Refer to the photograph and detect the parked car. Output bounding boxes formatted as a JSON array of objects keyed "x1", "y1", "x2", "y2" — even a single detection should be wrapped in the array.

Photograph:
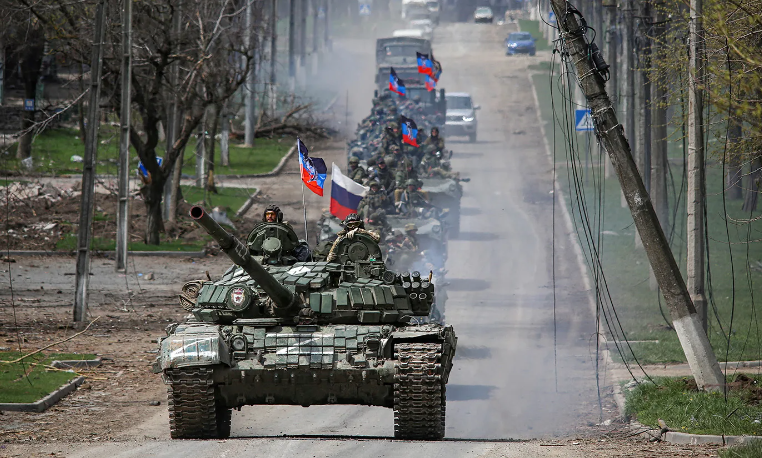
[
  {"x1": 445, "y1": 92, "x2": 479, "y2": 143},
  {"x1": 408, "y1": 18, "x2": 434, "y2": 40},
  {"x1": 505, "y1": 32, "x2": 536, "y2": 56},
  {"x1": 474, "y1": 6, "x2": 494, "y2": 23}
]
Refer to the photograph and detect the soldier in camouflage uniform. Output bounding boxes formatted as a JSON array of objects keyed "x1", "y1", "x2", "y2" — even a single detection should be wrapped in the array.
[
  {"x1": 348, "y1": 156, "x2": 367, "y2": 184},
  {"x1": 357, "y1": 180, "x2": 388, "y2": 219},
  {"x1": 394, "y1": 159, "x2": 419, "y2": 203},
  {"x1": 326, "y1": 213, "x2": 381, "y2": 262},
  {"x1": 419, "y1": 147, "x2": 459, "y2": 180},
  {"x1": 370, "y1": 158, "x2": 396, "y2": 194},
  {"x1": 366, "y1": 211, "x2": 392, "y2": 240},
  {"x1": 421, "y1": 127, "x2": 445, "y2": 153},
  {"x1": 397, "y1": 179, "x2": 434, "y2": 216},
  {"x1": 380, "y1": 121, "x2": 402, "y2": 157},
  {"x1": 400, "y1": 223, "x2": 419, "y2": 251}
]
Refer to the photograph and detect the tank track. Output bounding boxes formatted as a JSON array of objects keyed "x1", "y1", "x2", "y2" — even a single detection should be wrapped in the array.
[
  {"x1": 393, "y1": 343, "x2": 446, "y2": 440},
  {"x1": 165, "y1": 367, "x2": 231, "y2": 439}
]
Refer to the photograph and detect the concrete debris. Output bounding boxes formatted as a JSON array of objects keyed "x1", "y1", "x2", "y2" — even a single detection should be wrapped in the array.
[
  {"x1": 70, "y1": 155, "x2": 84, "y2": 162},
  {"x1": 21, "y1": 157, "x2": 33, "y2": 170},
  {"x1": 145, "y1": 272, "x2": 155, "y2": 281},
  {"x1": 0, "y1": 181, "x2": 87, "y2": 206}
]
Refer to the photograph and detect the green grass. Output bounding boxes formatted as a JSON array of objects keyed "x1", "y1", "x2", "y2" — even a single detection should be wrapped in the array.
[
  {"x1": 180, "y1": 185, "x2": 254, "y2": 211},
  {"x1": 55, "y1": 235, "x2": 206, "y2": 252},
  {"x1": 532, "y1": 69, "x2": 762, "y2": 364},
  {"x1": 181, "y1": 137, "x2": 291, "y2": 176},
  {"x1": 518, "y1": 19, "x2": 553, "y2": 51},
  {"x1": 625, "y1": 375, "x2": 762, "y2": 436},
  {"x1": 721, "y1": 441, "x2": 762, "y2": 457},
  {"x1": 0, "y1": 352, "x2": 96, "y2": 403}
]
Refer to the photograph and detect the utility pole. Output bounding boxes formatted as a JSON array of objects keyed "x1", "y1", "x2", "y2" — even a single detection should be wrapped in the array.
[
  {"x1": 167, "y1": 2, "x2": 183, "y2": 223},
  {"x1": 116, "y1": 0, "x2": 132, "y2": 272},
  {"x1": 311, "y1": 0, "x2": 319, "y2": 75},
  {"x1": 549, "y1": 0, "x2": 725, "y2": 391},
  {"x1": 0, "y1": 37, "x2": 5, "y2": 105},
  {"x1": 651, "y1": 0, "x2": 668, "y2": 232},
  {"x1": 687, "y1": 0, "x2": 707, "y2": 332},
  {"x1": 244, "y1": 0, "x2": 256, "y2": 147},
  {"x1": 637, "y1": 1, "x2": 651, "y2": 191},
  {"x1": 603, "y1": 0, "x2": 617, "y2": 179},
  {"x1": 623, "y1": 0, "x2": 635, "y2": 169},
  {"x1": 299, "y1": 0, "x2": 307, "y2": 86},
  {"x1": 74, "y1": 0, "x2": 106, "y2": 323},
  {"x1": 195, "y1": 118, "x2": 205, "y2": 188},
  {"x1": 270, "y1": 0, "x2": 278, "y2": 113},
  {"x1": 324, "y1": 0, "x2": 330, "y2": 51},
  {"x1": 288, "y1": 0, "x2": 296, "y2": 92}
]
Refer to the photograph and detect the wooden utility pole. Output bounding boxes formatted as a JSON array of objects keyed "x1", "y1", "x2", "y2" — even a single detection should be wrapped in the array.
[
  {"x1": 74, "y1": 0, "x2": 106, "y2": 323},
  {"x1": 244, "y1": 0, "x2": 256, "y2": 147},
  {"x1": 288, "y1": 0, "x2": 296, "y2": 91},
  {"x1": 549, "y1": 0, "x2": 725, "y2": 391},
  {"x1": 116, "y1": 0, "x2": 133, "y2": 272},
  {"x1": 687, "y1": 0, "x2": 707, "y2": 331}
]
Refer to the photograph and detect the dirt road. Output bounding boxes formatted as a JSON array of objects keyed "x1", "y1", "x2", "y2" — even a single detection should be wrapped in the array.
[{"x1": 1, "y1": 21, "x2": 723, "y2": 458}]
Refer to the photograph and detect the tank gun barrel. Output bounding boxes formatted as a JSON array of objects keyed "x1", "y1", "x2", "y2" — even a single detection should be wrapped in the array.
[{"x1": 189, "y1": 206, "x2": 299, "y2": 311}]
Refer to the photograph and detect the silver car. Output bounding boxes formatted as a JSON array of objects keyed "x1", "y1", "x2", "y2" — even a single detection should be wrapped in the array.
[
  {"x1": 445, "y1": 92, "x2": 480, "y2": 143},
  {"x1": 474, "y1": 6, "x2": 494, "y2": 23}
]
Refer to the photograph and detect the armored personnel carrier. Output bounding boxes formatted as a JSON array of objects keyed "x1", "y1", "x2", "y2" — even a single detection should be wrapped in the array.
[
  {"x1": 154, "y1": 206, "x2": 457, "y2": 440},
  {"x1": 420, "y1": 177, "x2": 463, "y2": 237}
]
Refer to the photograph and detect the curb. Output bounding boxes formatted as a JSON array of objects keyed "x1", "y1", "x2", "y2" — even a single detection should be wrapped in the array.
[
  {"x1": 235, "y1": 189, "x2": 262, "y2": 218},
  {"x1": 629, "y1": 421, "x2": 762, "y2": 446},
  {"x1": 0, "y1": 376, "x2": 85, "y2": 413},
  {"x1": 50, "y1": 357, "x2": 102, "y2": 370},
  {"x1": 3, "y1": 250, "x2": 206, "y2": 258},
  {"x1": 210, "y1": 144, "x2": 297, "y2": 179}
]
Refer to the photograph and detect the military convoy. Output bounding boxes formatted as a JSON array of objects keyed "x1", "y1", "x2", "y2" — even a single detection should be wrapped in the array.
[{"x1": 155, "y1": 206, "x2": 457, "y2": 440}]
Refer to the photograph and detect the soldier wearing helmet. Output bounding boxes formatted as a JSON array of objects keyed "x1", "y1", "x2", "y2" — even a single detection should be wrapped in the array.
[
  {"x1": 262, "y1": 204, "x2": 284, "y2": 223},
  {"x1": 394, "y1": 158, "x2": 419, "y2": 202},
  {"x1": 371, "y1": 158, "x2": 396, "y2": 193},
  {"x1": 397, "y1": 179, "x2": 432, "y2": 217},
  {"x1": 348, "y1": 156, "x2": 367, "y2": 184},
  {"x1": 422, "y1": 126, "x2": 445, "y2": 152},
  {"x1": 326, "y1": 213, "x2": 381, "y2": 262},
  {"x1": 400, "y1": 223, "x2": 419, "y2": 251},
  {"x1": 357, "y1": 179, "x2": 388, "y2": 219},
  {"x1": 380, "y1": 121, "x2": 402, "y2": 157}
]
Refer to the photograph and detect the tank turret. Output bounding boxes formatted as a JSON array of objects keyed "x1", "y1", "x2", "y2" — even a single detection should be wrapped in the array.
[{"x1": 189, "y1": 206, "x2": 300, "y2": 313}]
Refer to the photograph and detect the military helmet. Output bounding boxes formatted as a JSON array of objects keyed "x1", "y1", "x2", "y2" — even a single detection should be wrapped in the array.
[
  {"x1": 263, "y1": 204, "x2": 283, "y2": 222},
  {"x1": 404, "y1": 223, "x2": 418, "y2": 232},
  {"x1": 389, "y1": 144, "x2": 401, "y2": 152},
  {"x1": 368, "y1": 179, "x2": 381, "y2": 189},
  {"x1": 377, "y1": 157, "x2": 386, "y2": 166},
  {"x1": 349, "y1": 156, "x2": 360, "y2": 164},
  {"x1": 406, "y1": 178, "x2": 418, "y2": 187},
  {"x1": 385, "y1": 156, "x2": 397, "y2": 168},
  {"x1": 344, "y1": 213, "x2": 364, "y2": 227},
  {"x1": 441, "y1": 160, "x2": 452, "y2": 170}
]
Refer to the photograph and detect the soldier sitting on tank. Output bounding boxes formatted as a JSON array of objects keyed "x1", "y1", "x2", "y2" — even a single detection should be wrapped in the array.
[
  {"x1": 422, "y1": 127, "x2": 445, "y2": 154},
  {"x1": 394, "y1": 159, "x2": 419, "y2": 203},
  {"x1": 365, "y1": 210, "x2": 392, "y2": 240},
  {"x1": 396, "y1": 179, "x2": 434, "y2": 217},
  {"x1": 400, "y1": 223, "x2": 419, "y2": 251},
  {"x1": 326, "y1": 213, "x2": 381, "y2": 262},
  {"x1": 357, "y1": 180, "x2": 389, "y2": 219},
  {"x1": 419, "y1": 147, "x2": 459, "y2": 180},
  {"x1": 348, "y1": 156, "x2": 367, "y2": 184},
  {"x1": 368, "y1": 158, "x2": 396, "y2": 195},
  {"x1": 248, "y1": 205, "x2": 311, "y2": 264}
]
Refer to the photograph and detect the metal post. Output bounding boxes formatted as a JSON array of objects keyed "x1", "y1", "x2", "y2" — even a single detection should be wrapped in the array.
[
  {"x1": 550, "y1": 0, "x2": 725, "y2": 391},
  {"x1": 288, "y1": 0, "x2": 296, "y2": 91},
  {"x1": 687, "y1": 0, "x2": 707, "y2": 332},
  {"x1": 195, "y1": 117, "x2": 205, "y2": 188},
  {"x1": 74, "y1": 0, "x2": 106, "y2": 323},
  {"x1": 244, "y1": 0, "x2": 256, "y2": 146},
  {"x1": 116, "y1": 0, "x2": 132, "y2": 272}
]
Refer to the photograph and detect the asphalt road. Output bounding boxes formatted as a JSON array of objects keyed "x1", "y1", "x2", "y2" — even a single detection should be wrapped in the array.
[{"x1": 32, "y1": 21, "x2": 601, "y2": 457}]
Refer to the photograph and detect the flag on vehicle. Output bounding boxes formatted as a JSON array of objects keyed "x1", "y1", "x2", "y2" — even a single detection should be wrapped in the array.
[
  {"x1": 416, "y1": 52, "x2": 433, "y2": 76},
  {"x1": 297, "y1": 138, "x2": 327, "y2": 196},
  {"x1": 389, "y1": 68, "x2": 406, "y2": 96},
  {"x1": 400, "y1": 116, "x2": 419, "y2": 147},
  {"x1": 330, "y1": 163, "x2": 369, "y2": 220},
  {"x1": 425, "y1": 75, "x2": 436, "y2": 92}
]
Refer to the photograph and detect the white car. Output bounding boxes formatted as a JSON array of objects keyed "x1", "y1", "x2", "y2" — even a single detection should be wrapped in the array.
[
  {"x1": 408, "y1": 19, "x2": 434, "y2": 40},
  {"x1": 474, "y1": 6, "x2": 494, "y2": 23},
  {"x1": 392, "y1": 29, "x2": 426, "y2": 39}
]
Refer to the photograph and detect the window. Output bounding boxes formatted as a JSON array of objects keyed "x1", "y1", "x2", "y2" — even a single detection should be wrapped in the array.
[{"x1": 446, "y1": 96, "x2": 472, "y2": 109}]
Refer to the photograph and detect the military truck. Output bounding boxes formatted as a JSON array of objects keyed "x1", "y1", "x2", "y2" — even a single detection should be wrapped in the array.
[{"x1": 155, "y1": 206, "x2": 457, "y2": 440}]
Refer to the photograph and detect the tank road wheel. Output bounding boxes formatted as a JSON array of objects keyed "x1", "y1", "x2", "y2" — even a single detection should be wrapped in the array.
[
  {"x1": 393, "y1": 343, "x2": 446, "y2": 440},
  {"x1": 166, "y1": 368, "x2": 229, "y2": 439}
]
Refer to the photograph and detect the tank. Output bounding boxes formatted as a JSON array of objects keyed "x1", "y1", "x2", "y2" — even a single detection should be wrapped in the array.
[
  {"x1": 419, "y1": 177, "x2": 463, "y2": 237},
  {"x1": 154, "y1": 206, "x2": 457, "y2": 440}
]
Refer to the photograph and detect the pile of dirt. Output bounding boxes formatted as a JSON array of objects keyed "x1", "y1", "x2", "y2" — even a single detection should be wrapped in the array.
[{"x1": 0, "y1": 181, "x2": 261, "y2": 251}]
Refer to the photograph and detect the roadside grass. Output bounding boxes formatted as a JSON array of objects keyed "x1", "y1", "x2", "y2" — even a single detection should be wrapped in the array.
[
  {"x1": 0, "y1": 352, "x2": 96, "y2": 403},
  {"x1": 721, "y1": 441, "x2": 762, "y2": 458},
  {"x1": 625, "y1": 375, "x2": 762, "y2": 436},
  {"x1": 180, "y1": 185, "x2": 254, "y2": 211},
  {"x1": 0, "y1": 126, "x2": 291, "y2": 177},
  {"x1": 532, "y1": 70, "x2": 762, "y2": 364},
  {"x1": 55, "y1": 235, "x2": 206, "y2": 252},
  {"x1": 517, "y1": 19, "x2": 553, "y2": 52},
  {"x1": 181, "y1": 137, "x2": 292, "y2": 176}
]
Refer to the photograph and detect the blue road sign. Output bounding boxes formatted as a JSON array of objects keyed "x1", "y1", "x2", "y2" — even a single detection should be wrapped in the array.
[
  {"x1": 359, "y1": 4, "x2": 371, "y2": 16},
  {"x1": 24, "y1": 99, "x2": 35, "y2": 111},
  {"x1": 575, "y1": 109, "x2": 594, "y2": 132},
  {"x1": 318, "y1": 6, "x2": 325, "y2": 18},
  {"x1": 137, "y1": 157, "x2": 163, "y2": 178},
  {"x1": 548, "y1": 11, "x2": 557, "y2": 24}
]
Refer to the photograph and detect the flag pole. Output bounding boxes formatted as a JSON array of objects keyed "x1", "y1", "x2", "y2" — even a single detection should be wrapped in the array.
[{"x1": 297, "y1": 137, "x2": 309, "y2": 241}]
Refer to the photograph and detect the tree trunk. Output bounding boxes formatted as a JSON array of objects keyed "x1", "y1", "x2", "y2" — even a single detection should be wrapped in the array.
[
  {"x1": 16, "y1": 111, "x2": 34, "y2": 159},
  {"x1": 142, "y1": 178, "x2": 166, "y2": 245},
  {"x1": 742, "y1": 155, "x2": 762, "y2": 213},
  {"x1": 726, "y1": 116, "x2": 743, "y2": 200},
  {"x1": 205, "y1": 104, "x2": 219, "y2": 194}
]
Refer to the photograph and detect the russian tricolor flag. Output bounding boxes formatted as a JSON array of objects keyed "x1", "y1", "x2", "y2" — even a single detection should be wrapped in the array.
[
  {"x1": 416, "y1": 52, "x2": 433, "y2": 77},
  {"x1": 400, "y1": 116, "x2": 419, "y2": 147},
  {"x1": 298, "y1": 138, "x2": 327, "y2": 196},
  {"x1": 389, "y1": 68, "x2": 406, "y2": 96},
  {"x1": 330, "y1": 163, "x2": 368, "y2": 220}
]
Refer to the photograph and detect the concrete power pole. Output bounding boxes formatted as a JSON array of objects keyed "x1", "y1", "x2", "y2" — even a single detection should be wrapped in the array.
[
  {"x1": 288, "y1": 0, "x2": 296, "y2": 91},
  {"x1": 116, "y1": 0, "x2": 133, "y2": 272},
  {"x1": 651, "y1": 0, "x2": 669, "y2": 233},
  {"x1": 270, "y1": 0, "x2": 278, "y2": 113},
  {"x1": 74, "y1": 0, "x2": 107, "y2": 323},
  {"x1": 311, "y1": 0, "x2": 319, "y2": 75},
  {"x1": 548, "y1": 0, "x2": 725, "y2": 391},
  {"x1": 244, "y1": 0, "x2": 256, "y2": 147},
  {"x1": 603, "y1": 0, "x2": 617, "y2": 179},
  {"x1": 299, "y1": 0, "x2": 308, "y2": 86},
  {"x1": 167, "y1": 3, "x2": 183, "y2": 223},
  {"x1": 324, "y1": 0, "x2": 330, "y2": 51},
  {"x1": 623, "y1": 0, "x2": 636, "y2": 170},
  {"x1": 687, "y1": 0, "x2": 707, "y2": 332}
]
